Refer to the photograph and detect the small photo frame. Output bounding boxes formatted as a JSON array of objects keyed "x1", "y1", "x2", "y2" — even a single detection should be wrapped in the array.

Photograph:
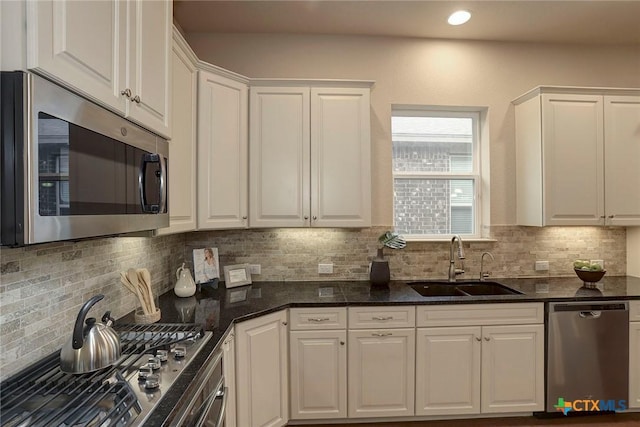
[
  {"x1": 223, "y1": 264, "x2": 252, "y2": 288},
  {"x1": 193, "y1": 247, "x2": 220, "y2": 285}
]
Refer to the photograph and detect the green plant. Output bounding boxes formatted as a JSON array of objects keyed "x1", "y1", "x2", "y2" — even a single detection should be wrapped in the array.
[{"x1": 378, "y1": 231, "x2": 406, "y2": 250}]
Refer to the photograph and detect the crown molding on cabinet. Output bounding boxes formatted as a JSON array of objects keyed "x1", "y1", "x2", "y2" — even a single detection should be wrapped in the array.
[
  {"x1": 249, "y1": 78, "x2": 375, "y2": 88},
  {"x1": 512, "y1": 85, "x2": 640, "y2": 105}
]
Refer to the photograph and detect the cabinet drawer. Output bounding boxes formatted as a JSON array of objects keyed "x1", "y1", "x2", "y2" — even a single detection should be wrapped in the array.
[
  {"x1": 348, "y1": 306, "x2": 415, "y2": 329},
  {"x1": 631, "y1": 301, "x2": 640, "y2": 322},
  {"x1": 290, "y1": 307, "x2": 347, "y2": 330},
  {"x1": 416, "y1": 303, "x2": 544, "y2": 327}
]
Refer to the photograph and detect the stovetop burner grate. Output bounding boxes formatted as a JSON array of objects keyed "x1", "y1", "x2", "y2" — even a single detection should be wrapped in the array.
[{"x1": 0, "y1": 323, "x2": 204, "y2": 427}]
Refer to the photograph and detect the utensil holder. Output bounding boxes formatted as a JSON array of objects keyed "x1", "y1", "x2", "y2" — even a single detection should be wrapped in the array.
[{"x1": 135, "y1": 307, "x2": 161, "y2": 324}]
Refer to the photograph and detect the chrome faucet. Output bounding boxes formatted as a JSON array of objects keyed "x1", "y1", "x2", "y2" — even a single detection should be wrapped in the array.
[
  {"x1": 480, "y1": 252, "x2": 495, "y2": 281},
  {"x1": 448, "y1": 235, "x2": 465, "y2": 282}
]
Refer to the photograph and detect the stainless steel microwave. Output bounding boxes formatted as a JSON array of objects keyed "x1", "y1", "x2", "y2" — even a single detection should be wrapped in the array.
[{"x1": 1, "y1": 71, "x2": 168, "y2": 246}]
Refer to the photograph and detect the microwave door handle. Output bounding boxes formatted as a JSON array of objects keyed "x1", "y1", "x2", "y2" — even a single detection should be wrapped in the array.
[
  {"x1": 158, "y1": 154, "x2": 167, "y2": 214},
  {"x1": 138, "y1": 153, "x2": 162, "y2": 213}
]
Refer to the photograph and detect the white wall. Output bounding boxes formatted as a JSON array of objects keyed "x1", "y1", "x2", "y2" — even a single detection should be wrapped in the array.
[
  {"x1": 629, "y1": 228, "x2": 640, "y2": 277},
  {"x1": 185, "y1": 33, "x2": 640, "y2": 226}
]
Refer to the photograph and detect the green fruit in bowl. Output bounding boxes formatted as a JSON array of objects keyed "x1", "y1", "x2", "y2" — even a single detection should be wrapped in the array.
[
  {"x1": 573, "y1": 260, "x2": 590, "y2": 269},
  {"x1": 589, "y1": 263, "x2": 603, "y2": 271}
]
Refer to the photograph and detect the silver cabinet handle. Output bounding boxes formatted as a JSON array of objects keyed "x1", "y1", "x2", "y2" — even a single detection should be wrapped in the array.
[
  {"x1": 120, "y1": 88, "x2": 132, "y2": 98},
  {"x1": 308, "y1": 317, "x2": 330, "y2": 322},
  {"x1": 372, "y1": 332, "x2": 392, "y2": 337},
  {"x1": 372, "y1": 316, "x2": 393, "y2": 321},
  {"x1": 131, "y1": 95, "x2": 141, "y2": 104}
]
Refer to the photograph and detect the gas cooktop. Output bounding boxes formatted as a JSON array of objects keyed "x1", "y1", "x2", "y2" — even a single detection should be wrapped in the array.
[{"x1": 1, "y1": 323, "x2": 212, "y2": 427}]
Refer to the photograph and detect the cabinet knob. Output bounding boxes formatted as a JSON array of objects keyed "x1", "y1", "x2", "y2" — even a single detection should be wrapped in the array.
[
  {"x1": 304, "y1": 216, "x2": 309, "y2": 220},
  {"x1": 484, "y1": 336, "x2": 490, "y2": 341},
  {"x1": 131, "y1": 95, "x2": 141, "y2": 104},
  {"x1": 282, "y1": 321, "x2": 288, "y2": 326},
  {"x1": 475, "y1": 336, "x2": 481, "y2": 342},
  {"x1": 120, "y1": 88, "x2": 132, "y2": 98},
  {"x1": 312, "y1": 216, "x2": 317, "y2": 220},
  {"x1": 242, "y1": 216, "x2": 247, "y2": 220},
  {"x1": 600, "y1": 215, "x2": 606, "y2": 219},
  {"x1": 340, "y1": 341, "x2": 345, "y2": 346},
  {"x1": 372, "y1": 332, "x2": 392, "y2": 337},
  {"x1": 608, "y1": 215, "x2": 615, "y2": 218}
]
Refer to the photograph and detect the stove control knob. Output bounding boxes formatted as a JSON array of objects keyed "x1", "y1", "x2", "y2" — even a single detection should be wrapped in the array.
[
  {"x1": 173, "y1": 346, "x2": 186, "y2": 359},
  {"x1": 155, "y1": 349, "x2": 168, "y2": 362},
  {"x1": 147, "y1": 357, "x2": 161, "y2": 370},
  {"x1": 138, "y1": 364, "x2": 152, "y2": 381},
  {"x1": 145, "y1": 374, "x2": 160, "y2": 390}
]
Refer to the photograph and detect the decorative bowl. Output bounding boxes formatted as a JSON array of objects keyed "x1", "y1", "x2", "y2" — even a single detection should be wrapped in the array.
[{"x1": 574, "y1": 268, "x2": 606, "y2": 284}]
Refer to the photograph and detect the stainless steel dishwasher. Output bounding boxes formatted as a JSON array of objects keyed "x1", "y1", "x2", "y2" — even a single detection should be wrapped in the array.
[{"x1": 547, "y1": 301, "x2": 629, "y2": 412}]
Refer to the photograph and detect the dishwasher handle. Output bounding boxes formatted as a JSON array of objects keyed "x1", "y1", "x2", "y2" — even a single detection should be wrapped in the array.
[{"x1": 550, "y1": 302, "x2": 628, "y2": 313}]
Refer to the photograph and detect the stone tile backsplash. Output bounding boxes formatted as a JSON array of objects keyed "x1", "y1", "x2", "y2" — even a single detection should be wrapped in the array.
[{"x1": 0, "y1": 225, "x2": 627, "y2": 380}]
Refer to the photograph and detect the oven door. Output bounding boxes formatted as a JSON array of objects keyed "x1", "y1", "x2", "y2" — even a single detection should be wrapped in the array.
[{"x1": 176, "y1": 350, "x2": 227, "y2": 427}]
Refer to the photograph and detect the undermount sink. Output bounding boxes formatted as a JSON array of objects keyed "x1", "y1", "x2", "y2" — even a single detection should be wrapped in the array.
[{"x1": 407, "y1": 280, "x2": 523, "y2": 297}]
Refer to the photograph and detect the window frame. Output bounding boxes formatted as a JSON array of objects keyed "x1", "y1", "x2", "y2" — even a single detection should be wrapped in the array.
[{"x1": 391, "y1": 108, "x2": 483, "y2": 240}]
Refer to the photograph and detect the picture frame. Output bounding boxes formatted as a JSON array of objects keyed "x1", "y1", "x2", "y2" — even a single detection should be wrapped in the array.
[
  {"x1": 223, "y1": 264, "x2": 252, "y2": 288},
  {"x1": 193, "y1": 247, "x2": 220, "y2": 285}
]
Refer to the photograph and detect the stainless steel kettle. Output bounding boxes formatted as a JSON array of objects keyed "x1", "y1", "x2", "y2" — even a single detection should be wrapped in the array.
[{"x1": 60, "y1": 294, "x2": 121, "y2": 374}]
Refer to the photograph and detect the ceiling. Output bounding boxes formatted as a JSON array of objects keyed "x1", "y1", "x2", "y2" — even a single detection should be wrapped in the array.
[{"x1": 173, "y1": 0, "x2": 640, "y2": 45}]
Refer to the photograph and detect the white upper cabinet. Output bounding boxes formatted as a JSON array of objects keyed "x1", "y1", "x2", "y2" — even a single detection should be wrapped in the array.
[
  {"x1": 198, "y1": 68, "x2": 249, "y2": 229},
  {"x1": 249, "y1": 87, "x2": 311, "y2": 228},
  {"x1": 604, "y1": 96, "x2": 640, "y2": 226},
  {"x1": 156, "y1": 29, "x2": 198, "y2": 236},
  {"x1": 311, "y1": 88, "x2": 372, "y2": 227},
  {"x1": 26, "y1": 0, "x2": 171, "y2": 138},
  {"x1": 514, "y1": 87, "x2": 640, "y2": 226},
  {"x1": 250, "y1": 83, "x2": 372, "y2": 228}
]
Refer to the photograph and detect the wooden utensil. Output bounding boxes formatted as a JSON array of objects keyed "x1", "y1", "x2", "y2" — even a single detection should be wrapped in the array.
[
  {"x1": 137, "y1": 268, "x2": 156, "y2": 313},
  {"x1": 128, "y1": 268, "x2": 149, "y2": 315}
]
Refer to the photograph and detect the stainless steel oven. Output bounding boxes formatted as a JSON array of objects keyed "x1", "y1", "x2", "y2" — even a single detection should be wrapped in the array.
[
  {"x1": 1, "y1": 71, "x2": 168, "y2": 246},
  {"x1": 173, "y1": 346, "x2": 227, "y2": 427}
]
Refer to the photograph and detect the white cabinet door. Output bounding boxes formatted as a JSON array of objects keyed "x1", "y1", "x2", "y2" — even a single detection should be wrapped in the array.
[
  {"x1": 249, "y1": 85, "x2": 371, "y2": 228},
  {"x1": 311, "y1": 88, "x2": 371, "y2": 227},
  {"x1": 198, "y1": 71, "x2": 249, "y2": 229},
  {"x1": 481, "y1": 324, "x2": 544, "y2": 413},
  {"x1": 604, "y1": 96, "x2": 640, "y2": 226},
  {"x1": 156, "y1": 32, "x2": 197, "y2": 236},
  {"x1": 222, "y1": 332, "x2": 237, "y2": 427},
  {"x1": 27, "y1": 0, "x2": 126, "y2": 112},
  {"x1": 235, "y1": 310, "x2": 288, "y2": 427},
  {"x1": 348, "y1": 328, "x2": 415, "y2": 418},
  {"x1": 630, "y1": 322, "x2": 640, "y2": 409},
  {"x1": 26, "y1": 0, "x2": 172, "y2": 138},
  {"x1": 125, "y1": 0, "x2": 171, "y2": 137},
  {"x1": 415, "y1": 326, "x2": 481, "y2": 416},
  {"x1": 290, "y1": 330, "x2": 347, "y2": 419},
  {"x1": 541, "y1": 93, "x2": 605, "y2": 226},
  {"x1": 249, "y1": 87, "x2": 310, "y2": 227}
]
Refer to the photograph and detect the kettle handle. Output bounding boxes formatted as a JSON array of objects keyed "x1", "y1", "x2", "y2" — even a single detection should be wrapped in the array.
[{"x1": 72, "y1": 294, "x2": 104, "y2": 350}]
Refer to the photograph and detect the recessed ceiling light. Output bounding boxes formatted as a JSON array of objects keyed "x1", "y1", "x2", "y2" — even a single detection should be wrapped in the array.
[{"x1": 448, "y1": 10, "x2": 471, "y2": 26}]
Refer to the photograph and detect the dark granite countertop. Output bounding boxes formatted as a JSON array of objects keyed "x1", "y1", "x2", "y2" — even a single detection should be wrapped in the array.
[{"x1": 129, "y1": 275, "x2": 640, "y2": 426}]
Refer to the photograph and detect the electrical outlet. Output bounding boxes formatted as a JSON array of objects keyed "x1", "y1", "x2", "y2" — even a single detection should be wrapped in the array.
[
  {"x1": 249, "y1": 264, "x2": 261, "y2": 275},
  {"x1": 318, "y1": 263, "x2": 334, "y2": 274},
  {"x1": 535, "y1": 260, "x2": 549, "y2": 271},
  {"x1": 590, "y1": 259, "x2": 605, "y2": 269}
]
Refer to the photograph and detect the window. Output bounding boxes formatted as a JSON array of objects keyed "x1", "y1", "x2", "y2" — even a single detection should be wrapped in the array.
[{"x1": 392, "y1": 108, "x2": 481, "y2": 239}]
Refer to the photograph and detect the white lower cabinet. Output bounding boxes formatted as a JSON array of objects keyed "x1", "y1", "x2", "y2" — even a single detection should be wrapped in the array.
[
  {"x1": 222, "y1": 331, "x2": 237, "y2": 427},
  {"x1": 289, "y1": 307, "x2": 347, "y2": 420},
  {"x1": 348, "y1": 328, "x2": 415, "y2": 418},
  {"x1": 235, "y1": 310, "x2": 288, "y2": 427},
  {"x1": 415, "y1": 304, "x2": 545, "y2": 416},
  {"x1": 290, "y1": 330, "x2": 347, "y2": 419},
  {"x1": 630, "y1": 301, "x2": 640, "y2": 408},
  {"x1": 415, "y1": 326, "x2": 481, "y2": 415}
]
